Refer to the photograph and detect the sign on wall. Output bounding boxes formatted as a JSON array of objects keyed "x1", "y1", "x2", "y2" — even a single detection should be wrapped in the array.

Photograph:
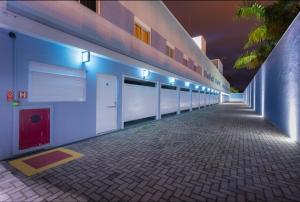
[
  {"x1": 19, "y1": 91, "x2": 28, "y2": 99},
  {"x1": 6, "y1": 90, "x2": 14, "y2": 102}
]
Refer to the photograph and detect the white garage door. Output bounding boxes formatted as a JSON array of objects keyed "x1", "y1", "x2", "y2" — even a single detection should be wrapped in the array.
[
  {"x1": 214, "y1": 95, "x2": 218, "y2": 104},
  {"x1": 222, "y1": 94, "x2": 229, "y2": 103},
  {"x1": 160, "y1": 85, "x2": 178, "y2": 115},
  {"x1": 123, "y1": 78, "x2": 156, "y2": 122},
  {"x1": 204, "y1": 93, "x2": 208, "y2": 106},
  {"x1": 200, "y1": 92, "x2": 205, "y2": 107},
  {"x1": 192, "y1": 90, "x2": 199, "y2": 108},
  {"x1": 180, "y1": 88, "x2": 190, "y2": 110}
]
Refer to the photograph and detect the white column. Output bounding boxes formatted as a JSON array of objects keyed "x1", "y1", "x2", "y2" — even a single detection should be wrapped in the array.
[
  {"x1": 198, "y1": 91, "x2": 201, "y2": 109},
  {"x1": 155, "y1": 82, "x2": 161, "y2": 120},
  {"x1": 189, "y1": 89, "x2": 192, "y2": 111},
  {"x1": 121, "y1": 76, "x2": 125, "y2": 129},
  {"x1": 177, "y1": 87, "x2": 181, "y2": 114},
  {"x1": 156, "y1": 82, "x2": 161, "y2": 120}
]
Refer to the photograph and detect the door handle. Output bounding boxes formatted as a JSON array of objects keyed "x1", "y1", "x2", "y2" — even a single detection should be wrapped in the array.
[{"x1": 106, "y1": 105, "x2": 116, "y2": 108}]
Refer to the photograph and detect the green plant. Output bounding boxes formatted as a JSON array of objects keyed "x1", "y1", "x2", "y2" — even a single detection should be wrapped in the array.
[
  {"x1": 230, "y1": 87, "x2": 240, "y2": 93},
  {"x1": 234, "y1": 0, "x2": 300, "y2": 70}
]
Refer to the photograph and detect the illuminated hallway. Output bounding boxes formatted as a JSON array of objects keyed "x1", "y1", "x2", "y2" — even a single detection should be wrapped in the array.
[{"x1": 1, "y1": 103, "x2": 300, "y2": 202}]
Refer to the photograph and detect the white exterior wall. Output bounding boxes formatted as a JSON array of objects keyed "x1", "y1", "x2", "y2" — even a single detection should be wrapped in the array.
[{"x1": 120, "y1": 1, "x2": 229, "y2": 91}]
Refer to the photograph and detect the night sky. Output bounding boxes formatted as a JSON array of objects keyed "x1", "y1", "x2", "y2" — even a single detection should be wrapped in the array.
[{"x1": 164, "y1": 1, "x2": 266, "y2": 91}]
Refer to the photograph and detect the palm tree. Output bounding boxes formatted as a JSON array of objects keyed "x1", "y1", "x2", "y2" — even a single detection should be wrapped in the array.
[
  {"x1": 230, "y1": 86, "x2": 240, "y2": 93},
  {"x1": 234, "y1": 0, "x2": 300, "y2": 69}
]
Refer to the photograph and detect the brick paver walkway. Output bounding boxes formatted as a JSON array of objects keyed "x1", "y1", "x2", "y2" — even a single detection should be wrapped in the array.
[{"x1": 1, "y1": 103, "x2": 300, "y2": 202}]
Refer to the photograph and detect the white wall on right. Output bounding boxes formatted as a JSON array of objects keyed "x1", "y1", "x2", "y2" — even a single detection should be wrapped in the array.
[{"x1": 244, "y1": 13, "x2": 300, "y2": 142}]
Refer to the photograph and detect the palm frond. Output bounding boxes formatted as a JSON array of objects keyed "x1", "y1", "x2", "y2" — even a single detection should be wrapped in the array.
[
  {"x1": 235, "y1": 3, "x2": 266, "y2": 21},
  {"x1": 234, "y1": 51, "x2": 261, "y2": 69},
  {"x1": 230, "y1": 87, "x2": 240, "y2": 93},
  {"x1": 234, "y1": 0, "x2": 300, "y2": 70},
  {"x1": 244, "y1": 25, "x2": 267, "y2": 49}
]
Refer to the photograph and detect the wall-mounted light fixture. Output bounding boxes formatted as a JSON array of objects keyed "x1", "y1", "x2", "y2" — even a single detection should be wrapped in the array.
[
  {"x1": 185, "y1": 81, "x2": 190, "y2": 87},
  {"x1": 141, "y1": 69, "x2": 150, "y2": 79},
  {"x1": 82, "y1": 51, "x2": 90, "y2": 63},
  {"x1": 169, "y1": 77, "x2": 175, "y2": 84},
  {"x1": 195, "y1": 85, "x2": 199, "y2": 89},
  {"x1": 202, "y1": 86, "x2": 206, "y2": 91},
  {"x1": 207, "y1": 88, "x2": 211, "y2": 92}
]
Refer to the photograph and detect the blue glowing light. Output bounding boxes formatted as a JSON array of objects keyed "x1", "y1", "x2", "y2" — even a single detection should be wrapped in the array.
[
  {"x1": 82, "y1": 51, "x2": 90, "y2": 63},
  {"x1": 141, "y1": 69, "x2": 150, "y2": 79},
  {"x1": 169, "y1": 77, "x2": 175, "y2": 84},
  {"x1": 185, "y1": 81, "x2": 190, "y2": 87}
]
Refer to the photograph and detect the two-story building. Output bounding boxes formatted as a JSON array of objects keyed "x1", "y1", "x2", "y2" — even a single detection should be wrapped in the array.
[{"x1": 0, "y1": 1, "x2": 230, "y2": 159}]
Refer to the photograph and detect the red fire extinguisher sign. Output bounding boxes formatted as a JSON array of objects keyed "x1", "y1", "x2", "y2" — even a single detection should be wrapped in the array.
[{"x1": 6, "y1": 90, "x2": 14, "y2": 102}]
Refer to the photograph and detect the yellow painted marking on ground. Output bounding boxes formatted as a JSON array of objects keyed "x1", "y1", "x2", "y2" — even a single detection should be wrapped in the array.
[{"x1": 9, "y1": 148, "x2": 83, "y2": 176}]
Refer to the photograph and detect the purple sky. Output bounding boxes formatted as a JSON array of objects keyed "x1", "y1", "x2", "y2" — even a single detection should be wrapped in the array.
[{"x1": 163, "y1": 1, "x2": 266, "y2": 91}]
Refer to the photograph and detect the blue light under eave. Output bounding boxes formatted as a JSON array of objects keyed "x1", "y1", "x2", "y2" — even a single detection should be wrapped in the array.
[
  {"x1": 82, "y1": 51, "x2": 90, "y2": 63},
  {"x1": 141, "y1": 69, "x2": 150, "y2": 79},
  {"x1": 169, "y1": 77, "x2": 175, "y2": 84}
]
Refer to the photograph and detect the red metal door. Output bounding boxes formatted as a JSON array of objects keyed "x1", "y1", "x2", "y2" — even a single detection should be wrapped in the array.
[{"x1": 19, "y1": 108, "x2": 50, "y2": 150}]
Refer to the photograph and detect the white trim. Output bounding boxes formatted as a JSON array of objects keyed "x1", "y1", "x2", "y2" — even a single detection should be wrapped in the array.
[
  {"x1": 177, "y1": 87, "x2": 180, "y2": 114},
  {"x1": 189, "y1": 89, "x2": 192, "y2": 111},
  {"x1": 156, "y1": 81, "x2": 161, "y2": 120},
  {"x1": 121, "y1": 75, "x2": 125, "y2": 129}
]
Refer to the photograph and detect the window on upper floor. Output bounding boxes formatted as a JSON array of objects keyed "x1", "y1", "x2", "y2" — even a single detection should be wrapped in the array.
[
  {"x1": 134, "y1": 17, "x2": 151, "y2": 45},
  {"x1": 78, "y1": 0, "x2": 100, "y2": 13},
  {"x1": 166, "y1": 43, "x2": 174, "y2": 58},
  {"x1": 183, "y1": 55, "x2": 188, "y2": 66},
  {"x1": 78, "y1": 0, "x2": 98, "y2": 12},
  {"x1": 193, "y1": 64, "x2": 197, "y2": 72},
  {"x1": 198, "y1": 65, "x2": 203, "y2": 75}
]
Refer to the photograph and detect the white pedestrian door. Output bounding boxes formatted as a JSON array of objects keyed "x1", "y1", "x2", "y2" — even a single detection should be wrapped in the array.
[{"x1": 96, "y1": 74, "x2": 117, "y2": 134}]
